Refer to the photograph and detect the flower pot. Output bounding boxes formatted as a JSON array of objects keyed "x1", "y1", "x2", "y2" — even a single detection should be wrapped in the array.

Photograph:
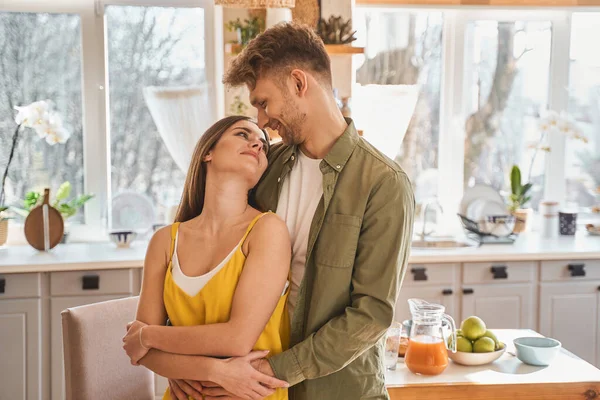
[
  {"x1": 0, "y1": 219, "x2": 8, "y2": 246},
  {"x1": 512, "y1": 208, "x2": 533, "y2": 234}
]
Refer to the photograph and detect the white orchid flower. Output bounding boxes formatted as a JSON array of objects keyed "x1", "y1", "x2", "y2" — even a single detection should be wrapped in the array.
[
  {"x1": 36, "y1": 112, "x2": 70, "y2": 145},
  {"x1": 14, "y1": 100, "x2": 51, "y2": 128},
  {"x1": 538, "y1": 110, "x2": 560, "y2": 134}
]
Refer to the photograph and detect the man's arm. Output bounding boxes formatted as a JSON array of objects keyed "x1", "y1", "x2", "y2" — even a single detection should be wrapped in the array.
[{"x1": 268, "y1": 171, "x2": 415, "y2": 385}]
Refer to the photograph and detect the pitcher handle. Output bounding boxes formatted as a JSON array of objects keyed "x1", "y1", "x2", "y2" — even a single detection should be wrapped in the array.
[{"x1": 443, "y1": 313, "x2": 457, "y2": 353}]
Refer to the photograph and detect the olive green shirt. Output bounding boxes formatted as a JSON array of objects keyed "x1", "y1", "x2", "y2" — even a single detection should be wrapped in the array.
[{"x1": 254, "y1": 119, "x2": 415, "y2": 400}]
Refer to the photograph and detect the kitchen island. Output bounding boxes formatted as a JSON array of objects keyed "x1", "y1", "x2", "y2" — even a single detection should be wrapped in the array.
[{"x1": 386, "y1": 329, "x2": 600, "y2": 399}]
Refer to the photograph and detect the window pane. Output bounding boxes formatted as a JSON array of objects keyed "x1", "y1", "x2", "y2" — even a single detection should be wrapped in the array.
[
  {"x1": 354, "y1": 9, "x2": 443, "y2": 205},
  {"x1": 106, "y1": 5, "x2": 207, "y2": 227},
  {"x1": 0, "y1": 12, "x2": 84, "y2": 221},
  {"x1": 463, "y1": 21, "x2": 552, "y2": 211},
  {"x1": 567, "y1": 12, "x2": 600, "y2": 219}
]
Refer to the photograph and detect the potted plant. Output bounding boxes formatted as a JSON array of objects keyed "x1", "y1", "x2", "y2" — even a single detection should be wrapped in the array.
[
  {"x1": 19, "y1": 181, "x2": 94, "y2": 243},
  {"x1": 1, "y1": 100, "x2": 71, "y2": 246},
  {"x1": 225, "y1": 17, "x2": 264, "y2": 54},
  {"x1": 509, "y1": 165, "x2": 533, "y2": 233}
]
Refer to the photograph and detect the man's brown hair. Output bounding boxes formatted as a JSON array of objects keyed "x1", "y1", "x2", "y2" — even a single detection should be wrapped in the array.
[{"x1": 223, "y1": 22, "x2": 332, "y2": 89}]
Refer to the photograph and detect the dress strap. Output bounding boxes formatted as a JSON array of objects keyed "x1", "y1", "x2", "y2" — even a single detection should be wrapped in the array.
[
  {"x1": 240, "y1": 212, "x2": 271, "y2": 247},
  {"x1": 169, "y1": 222, "x2": 180, "y2": 265}
]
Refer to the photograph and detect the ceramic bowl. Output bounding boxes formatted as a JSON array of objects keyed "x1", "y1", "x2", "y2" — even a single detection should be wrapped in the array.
[
  {"x1": 448, "y1": 343, "x2": 506, "y2": 366},
  {"x1": 482, "y1": 215, "x2": 516, "y2": 237},
  {"x1": 513, "y1": 337, "x2": 561, "y2": 366},
  {"x1": 109, "y1": 230, "x2": 137, "y2": 248}
]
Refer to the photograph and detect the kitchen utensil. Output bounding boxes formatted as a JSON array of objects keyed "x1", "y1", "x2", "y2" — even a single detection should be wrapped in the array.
[
  {"x1": 108, "y1": 230, "x2": 137, "y2": 248},
  {"x1": 448, "y1": 343, "x2": 506, "y2": 366},
  {"x1": 24, "y1": 188, "x2": 64, "y2": 251},
  {"x1": 559, "y1": 211, "x2": 577, "y2": 236},
  {"x1": 482, "y1": 215, "x2": 516, "y2": 237},
  {"x1": 405, "y1": 298, "x2": 456, "y2": 376},
  {"x1": 460, "y1": 184, "x2": 505, "y2": 216},
  {"x1": 513, "y1": 337, "x2": 561, "y2": 366}
]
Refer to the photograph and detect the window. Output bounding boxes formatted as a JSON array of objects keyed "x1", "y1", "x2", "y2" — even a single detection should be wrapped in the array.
[
  {"x1": 462, "y1": 20, "x2": 552, "y2": 211},
  {"x1": 0, "y1": 12, "x2": 84, "y2": 221},
  {"x1": 106, "y1": 5, "x2": 208, "y2": 225},
  {"x1": 353, "y1": 9, "x2": 443, "y2": 205},
  {"x1": 566, "y1": 12, "x2": 600, "y2": 218}
]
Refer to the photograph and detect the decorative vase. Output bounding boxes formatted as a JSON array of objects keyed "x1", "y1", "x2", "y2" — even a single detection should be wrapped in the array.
[
  {"x1": 512, "y1": 208, "x2": 532, "y2": 234},
  {"x1": 0, "y1": 219, "x2": 7, "y2": 246}
]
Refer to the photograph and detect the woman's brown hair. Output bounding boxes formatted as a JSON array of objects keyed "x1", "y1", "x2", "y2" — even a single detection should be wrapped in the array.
[{"x1": 174, "y1": 115, "x2": 256, "y2": 223}]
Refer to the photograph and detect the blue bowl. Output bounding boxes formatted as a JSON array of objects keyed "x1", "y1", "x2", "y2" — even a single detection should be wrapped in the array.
[{"x1": 513, "y1": 337, "x2": 561, "y2": 366}]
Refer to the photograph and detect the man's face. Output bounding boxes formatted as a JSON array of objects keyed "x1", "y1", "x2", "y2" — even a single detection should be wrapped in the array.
[{"x1": 249, "y1": 75, "x2": 306, "y2": 146}]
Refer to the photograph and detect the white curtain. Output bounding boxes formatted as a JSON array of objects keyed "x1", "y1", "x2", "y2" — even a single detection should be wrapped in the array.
[
  {"x1": 143, "y1": 85, "x2": 214, "y2": 173},
  {"x1": 351, "y1": 84, "x2": 419, "y2": 160}
]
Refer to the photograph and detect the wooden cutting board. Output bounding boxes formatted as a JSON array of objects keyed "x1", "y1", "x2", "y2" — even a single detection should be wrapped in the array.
[{"x1": 24, "y1": 188, "x2": 64, "y2": 251}]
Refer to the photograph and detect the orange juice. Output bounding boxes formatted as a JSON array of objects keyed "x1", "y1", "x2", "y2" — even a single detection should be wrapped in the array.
[{"x1": 404, "y1": 335, "x2": 448, "y2": 376}]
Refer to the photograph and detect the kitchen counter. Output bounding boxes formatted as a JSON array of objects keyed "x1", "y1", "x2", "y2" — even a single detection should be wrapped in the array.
[
  {"x1": 386, "y1": 329, "x2": 600, "y2": 399},
  {"x1": 0, "y1": 231, "x2": 599, "y2": 273}
]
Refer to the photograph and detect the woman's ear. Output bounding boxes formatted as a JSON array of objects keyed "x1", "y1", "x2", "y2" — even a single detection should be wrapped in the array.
[{"x1": 203, "y1": 152, "x2": 212, "y2": 162}]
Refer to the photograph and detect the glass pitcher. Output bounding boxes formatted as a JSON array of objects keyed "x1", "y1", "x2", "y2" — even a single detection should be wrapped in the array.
[{"x1": 404, "y1": 298, "x2": 456, "y2": 376}]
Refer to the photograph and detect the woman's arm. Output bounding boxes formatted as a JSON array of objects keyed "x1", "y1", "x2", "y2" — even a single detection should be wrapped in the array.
[{"x1": 142, "y1": 213, "x2": 291, "y2": 357}]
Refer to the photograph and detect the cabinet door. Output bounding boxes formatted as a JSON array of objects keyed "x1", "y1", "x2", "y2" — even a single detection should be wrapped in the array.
[
  {"x1": 0, "y1": 298, "x2": 42, "y2": 400},
  {"x1": 461, "y1": 283, "x2": 534, "y2": 330},
  {"x1": 395, "y1": 285, "x2": 458, "y2": 324},
  {"x1": 50, "y1": 295, "x2": 125, "y2": 400},
  {"x1": 539, "y1": 282, "x2": 599, "y2": 366}
]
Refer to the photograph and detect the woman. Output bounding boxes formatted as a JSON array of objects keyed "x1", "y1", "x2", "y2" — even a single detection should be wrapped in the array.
[{"x1": 122, "y1": 115, "x2": 291, "y2": 400}]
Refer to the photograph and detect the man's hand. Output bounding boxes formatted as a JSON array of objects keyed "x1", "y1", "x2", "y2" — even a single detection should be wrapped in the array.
[
  {"x1": 168, "y1": 379, "x2": 204, "y2": 400},
  {"x1": 202, "y1": 350, "x2": 287, "y2": 400},
  {"x1": 202, "y1": 354, "x2": 280, "y2": 400},
  {"x1": 122, "y1": 320, "x2": 150, "y2": 365}
]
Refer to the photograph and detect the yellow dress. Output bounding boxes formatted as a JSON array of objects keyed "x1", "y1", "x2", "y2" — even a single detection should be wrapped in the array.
[{"x1": 162, "y1": 213, "x2": 290, "y2": 400}]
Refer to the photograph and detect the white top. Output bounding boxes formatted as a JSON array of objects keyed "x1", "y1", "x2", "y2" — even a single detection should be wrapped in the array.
[
  {"x1": 170, "y1": 228, "x2": 240, "y2": 297},
  {"x1": 276, "y1": 150, "x2": 323, "y2": 321},
  {"x1": 385, "y1": 329, "x2": 600, "y2": 387}
]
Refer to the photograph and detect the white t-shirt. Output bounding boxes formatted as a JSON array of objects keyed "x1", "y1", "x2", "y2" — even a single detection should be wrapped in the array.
[{"x1": 276, "y1": 150, "x2": 323, "y2": 322}]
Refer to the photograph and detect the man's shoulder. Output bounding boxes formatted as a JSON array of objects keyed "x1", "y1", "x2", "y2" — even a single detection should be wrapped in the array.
[
  {"x1": 267, "y1": 140, "x2": 291, "y2": 164},
  {"x1": 351, "y1": 138, "x2": 407, "y2": 183}
]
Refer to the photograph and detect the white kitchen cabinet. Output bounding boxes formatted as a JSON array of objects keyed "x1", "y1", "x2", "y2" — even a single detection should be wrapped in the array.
[
  {"x1": 0, "y1": 298, "x2": 43, "y2": 400},
  {"x1": 539, "y1": 282, "x2": 600, "y2": 366},
  {"x1": 395, "y1": 263, "x2": 460, "y2": 323},
  {"x1": 460, "y1": 283, "x2": 535, "y2": 330}
]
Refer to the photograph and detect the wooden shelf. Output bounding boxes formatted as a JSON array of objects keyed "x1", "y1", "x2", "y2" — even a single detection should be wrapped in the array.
[{"x1": 324, "y1": 44, "x2": 365, "y2": 55}]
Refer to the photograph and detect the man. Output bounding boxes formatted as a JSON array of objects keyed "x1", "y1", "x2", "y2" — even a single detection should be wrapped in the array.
[{"x1": 173, "y1": 22, "x2": 414, "y2": 400}]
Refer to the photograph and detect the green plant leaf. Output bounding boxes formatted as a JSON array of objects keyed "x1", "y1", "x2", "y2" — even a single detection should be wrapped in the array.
[
  {"x1": 510, "y1": 165, "x2": 521, "y2": 195},
  {"x1": 23, "y1": 191, "x2": 41, "y2": 210},
  {"x1": 54, "y1": 181, "x2": 71, "y2": 204},
  {"x1": 0, "y1": 206, "x2": 8, "y2": 213},
  {"x1": 521, "y1": 183, "x2": 533, "y2": 196}
]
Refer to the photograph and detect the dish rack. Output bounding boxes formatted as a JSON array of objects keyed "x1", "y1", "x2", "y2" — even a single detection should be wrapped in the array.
[{"x1": 457, "y1": 213, "x2": 517, "y2": 245}]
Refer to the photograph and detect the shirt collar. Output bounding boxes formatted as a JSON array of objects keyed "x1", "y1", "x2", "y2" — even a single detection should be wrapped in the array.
[{"x1": 281, "y1": 118, "x2": 359, "y2": 172}]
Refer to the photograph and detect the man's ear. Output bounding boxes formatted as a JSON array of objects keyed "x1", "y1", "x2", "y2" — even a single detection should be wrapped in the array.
[{"x1": 290, "y1": 69, "x2": 308, "y2": 97}]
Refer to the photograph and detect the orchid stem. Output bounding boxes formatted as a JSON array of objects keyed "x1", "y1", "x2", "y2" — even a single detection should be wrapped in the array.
[{"x1": 0, "y1": 124, "x2": 22, "y2": 207}]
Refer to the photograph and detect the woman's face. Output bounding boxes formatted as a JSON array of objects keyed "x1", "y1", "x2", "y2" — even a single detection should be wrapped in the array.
[{"x1": 205, "y1": 120, "x2": 269, "y2": 187}]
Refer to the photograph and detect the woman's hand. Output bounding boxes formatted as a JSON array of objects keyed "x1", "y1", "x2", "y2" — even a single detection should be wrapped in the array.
[
  {"x1": 122, "y1": 320, "x2": 150, "y2": 365},
  {"x1": 208, "y1": 350, "x2": 289, "y2": 400}
]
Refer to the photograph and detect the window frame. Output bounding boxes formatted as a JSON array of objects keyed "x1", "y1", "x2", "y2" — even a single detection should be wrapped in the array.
[
  {"x1": 354, "y1": 5, "x2": 599, "y2": 232},
  {"x1": 1, "y1": 0, "x2": 223, "y2": 240}
]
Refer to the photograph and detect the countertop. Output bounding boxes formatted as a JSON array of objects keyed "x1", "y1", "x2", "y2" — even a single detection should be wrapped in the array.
[
  {"x1": 0, "y1": 232, "x2": 599, "y2": 274},
  {"x1": 385, "y1": 329, "x2": 600, "y2": 399}
]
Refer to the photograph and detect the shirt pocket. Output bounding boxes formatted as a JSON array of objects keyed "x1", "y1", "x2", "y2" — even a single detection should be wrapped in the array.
[{"x1": 314, "y1": 213, "x2": 362, "y2": 268}]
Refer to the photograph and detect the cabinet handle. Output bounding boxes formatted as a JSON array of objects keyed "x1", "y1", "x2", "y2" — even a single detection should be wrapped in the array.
[
  {"x1": 463, "y1": 288, "x2": 474, "y2": 295},
  {"x1": 442, "y1": 289, "x2": 453, "y2": 296},
  {"x1": 567, "y1": 263, "x2": 585, "y2": 277},
  {"x1": 410, "y1": 267, "x2": 428, "y2": 282},
  {"x1": 82, "y1": 275, "x2": 100, "y2": 290},
  {"x1": 0, "y1": 278, "x2": 5, "y2": 294},
  {"x1": 491, "y1": 265, "x2": 508, "y2": 279}
]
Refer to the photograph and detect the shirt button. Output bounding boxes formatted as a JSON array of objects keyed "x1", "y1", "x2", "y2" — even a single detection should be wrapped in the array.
[
  {"x1": 291, "y1": 155, "x2": 295, "y2": 161},
  {"x1": 277, "y1": 177, "x2": 281, "y2": 182},
  {"x1": 336, "y1": 165, "x2": 341, "y2": 169}
]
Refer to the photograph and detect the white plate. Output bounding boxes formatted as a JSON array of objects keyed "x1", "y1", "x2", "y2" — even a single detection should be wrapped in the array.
[
  {"x1": 448, "y1": 343, "x2": 506, "y2": 366},
  {"x1": 460, "y1": 184, "x2": 505, "y2": 217},
  {"x1": 111, "y1": 191, "x2": 156, "y2": 232},
  {"x1": 467, "y1": 199, "x2": 508, "y2": 223}
]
